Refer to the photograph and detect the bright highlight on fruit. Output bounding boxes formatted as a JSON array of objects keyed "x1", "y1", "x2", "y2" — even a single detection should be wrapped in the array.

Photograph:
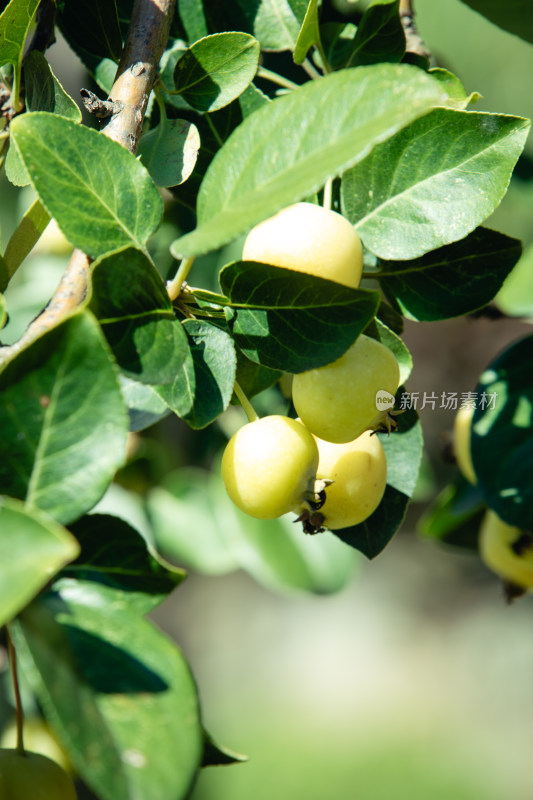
[
  {"x1": 0, "y1": 749, "x2": 77, "y2": 799},
  {"x1": 222, "y1": 415, "x2": 319, "y2": 519},
  {"x1": 313, "y1": 430, "x2": 387, "y2": 530},
  {"x1": 453, "y1": 404, "x2": 476, "y2": 485},
  {"x1": 292, "y1": 334, "x2": 401, "y2": 444},
  {"x1": 242, "y1": 202, "x2": 363, "y2": 288},
  {"x1": 479, "y1": 509, "x2": 533, "y2": 591}
]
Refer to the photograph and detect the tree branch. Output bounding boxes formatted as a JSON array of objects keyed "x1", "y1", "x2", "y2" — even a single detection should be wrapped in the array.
[
  {"x1": 399, "y1": 0, "x2": 431, "y2": 61},
  {"x1": 0, "y1": 0, "x2": 174, "y2": 366}
]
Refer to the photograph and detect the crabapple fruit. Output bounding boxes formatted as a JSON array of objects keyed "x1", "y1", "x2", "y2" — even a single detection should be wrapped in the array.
[
  {"x1": 0, "y1": 749, "x2": 76, "y2": 799},
  {"x1": 242, "y1": 202, "x2": 363, "y2": 288},
  {"x1": 292, "y1": 334, "x2": 400, "y2": 443},
  {"x1": 222, "y1": 415, "x2": 319, "y2": 519},
  {"x1": 479, "y1": 509, "x2": 533, "y2": 591},
  {"x1": 311, "y1": 430, "x2": 387, "y2": 530},
  {"x1": 453, "y1": 404, "x2": 476, "y2": 485}
]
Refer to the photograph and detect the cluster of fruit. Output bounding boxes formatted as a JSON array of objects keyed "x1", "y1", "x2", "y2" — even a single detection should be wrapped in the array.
[
  {"x1": 222, "y1": 203, "x2": 401, "y2": 534},
  {"x1": 453, "y1": 406, "x2": 533, "y2": 596}
]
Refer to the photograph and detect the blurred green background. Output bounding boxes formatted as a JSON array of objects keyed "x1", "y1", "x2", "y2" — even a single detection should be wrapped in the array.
[{"x1": 2, "y1": 1, "x2": 533, "y2": 798}]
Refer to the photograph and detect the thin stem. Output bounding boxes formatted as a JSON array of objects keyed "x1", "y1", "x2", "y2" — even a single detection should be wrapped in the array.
[
  {"x1": 167, "y1": 257, "x2": 195, "y2": 301},
  {"x1": 233, "y1": 381, "x2": 259, "y2": 423},
  {"x1": 205, "y1": 114, "x2": 224, "y2": 148},
  {"x1": 322, "y1": 178, "x2": 333, "y2": 211},
  {"x1": 256, "y1": 67, "x2": 300, "y2": 92},
  {"x1": 301, "y1": 58, "x2": 322, "y2": 81},
  {"x1": 314, "y1": 39, "x2": 332, "y2": 75},
  {"x1": 7, "y1": 628, "x2": 25, "y2": 755}
]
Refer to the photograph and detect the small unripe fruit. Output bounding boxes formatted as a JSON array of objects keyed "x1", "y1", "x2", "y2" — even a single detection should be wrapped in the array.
[
  {"x1": 453, "y1": 405, "x2": 476, "y2": 485},
  {"x1": 242, "y1": 202, "x2": 363, "y2": 288},
  {"x1": 479, "y1": 510, "x2": 533, "y2": 590},
  {"x1": 222, "y1": 415, "x2": 319, "y2": 519},
  {"x1": 0, "y1": 749, "x2": 77, "y2": 799},
  {"x1": 313, "y1": 431, "x2": 387, "y2": 529},
  {"x1": 293, "y1": 334, "x2": 400, "y2": 444}
]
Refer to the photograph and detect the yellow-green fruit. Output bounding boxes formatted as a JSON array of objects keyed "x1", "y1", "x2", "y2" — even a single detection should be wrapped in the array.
[
  {"x1": 0, "y1": 750, "x2": 76, "y2": 799},
  {"x1": 479, "y1": 510, "x2": 533, "y2": 590},
  {"x1": 293, "y1": 334, "x2": 400, "y2": 444},
  {"x1": 222, "y1": 415, "x2": 319, "y2": 519},
  {"x1": 242, "y1": 202, "x2": 363, "y2": 288},
  {"x1": 1, "y1": 718, "x2": 71, "y2": 774},
  {"x1": 453, "y1": 405, "x2": 476, "y2": 485},
  {"x1": 314, "y1": 431, "x2": 387, "y2": 529}
]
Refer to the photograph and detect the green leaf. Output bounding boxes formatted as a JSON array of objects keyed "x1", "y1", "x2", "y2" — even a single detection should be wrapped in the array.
[
  {"x1": 428, "y1": 68, "x2": 481, "y2": 109},
  {"x1": 333, "y1": 397, "x2": 422, "y2": 558},
  {"x1": 293, "y1": 0, "x2": 320, "y2": 64},
  {"x1": 0, "y1": 292, "x2": 6, "y2": 329},
  {"x1": 202, "y1": 729, "x2": 247, "y2": 767},
  {"x1": 173, "y1": 32, "x2": 260, "y2": 113},
  {"x1": 177, "y1": 0, "x2": 209, "y2": 41},
  {"x1": 342, "y1": 107, "x2": 530, "y2": 260},
  {"x1": 471, "y1": 334, "x2": 533, "y2": 530},
  {"x1": 201, "y1": 0, "x2": 306, "y2": 51},
  {"x1": 23, "y1": 51, "x2": 82, "y2": 121},
  {"x1": 220, "y1": 261, "x2": 380, "y2": 372},
  {"x1": 459, "y1": 0, "x2": 533, "y2": 45},
  {"x1": 89, "y1": 247, "x2": 189, "y2": 385},
  {"x1": 345, "y1": 0, "x2": 405, "y2": 68},
  {"x1": 496, "y1": 243, "x2": 533, "y2": 318},
  {"x1": 171, "y1": 64, "x2": 446, "y2": 258},
  {"x1": 65, "y1": 514, "x2": 185, "y2": 614},
  {"x1": 234, "y1": 348, "x2": 282, "y2": 399},
  {"x1": 138, "y1": 118, "x2": 200, "y2": 188},
  {"x1": 320, "y1": 22, "x2": 358, "y2": 70},
  {"x1": 56, "y1": 0, "x2": 122, "y2": 61},
  {"x1": 368, "y1": 318, "x2": 412, "y2": 383},
  {"x1": 120, "y1": 376, "x2": 171, "y2": 432},
  {"x1": 418, "y1": 478, "x2": 485, "y2": 550},
  {"x1": 0, "y1": 497, "x2": 79, "y2": 628},
  {"x1": 0, "y1": 311, "x2": 128, "y2": 525},
  {"x1": 0, "y1": 0, "x2": 39, "y2": 77},
  {"x1": 4, "y1": 140, "x2": 31, "y2": 187},
  {"x1": 10, "y1": 112, "x2": 162, "y2": 259},
  {"x1": 376, "y1": 228, "x2": 522, "y2": 321},
  {"x1": 146, "y1": 469, "x2": 241, "y2": 575},
  {"x1": 1, "y1": 199, "x2": 51, "y2": 291},
  {"x1": 14, "y1": 581, "x2": 202, "y2": 800},
  {"x1": 156, "y1": 319, "x2": 237, "y2": 428}
]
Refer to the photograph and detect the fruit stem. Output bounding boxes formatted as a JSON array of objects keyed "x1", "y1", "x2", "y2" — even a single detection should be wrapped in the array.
[
  {"x1": 301, "y1": 58, "x2": 322, "y2": 81},
  {"x1": 323, "y1": 178, "x2": 333, "y2": 211},
  {"x1": 256, "y1": 67, "x2": 300, "y2": 92},
  {"x1": 233, "y1": 381, "x2": 259, "y2": 423},
  {"x1": 6, "y1": 627, "x2": 25, "y2": 755},
  {"x1": 167, "y1": 257, "x2": 195, "y2": 301}
]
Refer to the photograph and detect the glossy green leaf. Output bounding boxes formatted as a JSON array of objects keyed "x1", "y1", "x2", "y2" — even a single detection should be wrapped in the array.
[
  {"x1": 171, "y1": 64, "x2": 446, "y2": 258},
  {"x1": 0, "y1": 292, "x2": 6, "y2": 329},
  {"x1": 471, "y1": 334, "x2": 533, "y2": 530},
  {"x1": 138, "y1": 118, "x2": 200, "y2": 188},
  {"x1": 66, "y1": 514, "x2": 185, "y2": 613},
  {"x1": 56, "y1": 0, "x2": 122, "y2": 61},
  {"x1": 0, "y1": 0, "x2": 39, "y2": 72},
  {"x1": 220, "y1": 261, "x2": 380, "y2": 372},
  {"x1": 460, "y1": 0, "x2": 533, "y2": 45},
  {"x1": 0, "y1": 497, "x2": 79, "y2": 628},
  {"x1": 418, "y1": 478, "x2": 485, "y2": 550},
  {"x1": 201, "y1": 0, "x2": 306, "y2": 51},
  {"x1": 234, "y1": 348, "x2": 283, "y2": 399},
  {"x1": 376, "y1": 228, "x2": 522, "y2": 320},
  {"x1": 345, "y1": 0, "x2": 405, "y2": 68},
  {"x1": 428, "y1": 68, "x2": 481, "y2": 109},
  {"x1": 342, "y1": 107, "x2": 530, "y2": 260},
  {"x1": 10, "y1": 113, "x2": 162, "y2": 258},
  {"x1": 14, "y1": 580, "x2": 202, "y2": 800},
  {"x1": 173, "y1": 33, "x2": 260, "y2": 113},
  {"x1": 23, "y1": 51, "x2": 82, "y2": 121},
  {"x1": 334, "y1": 398, "x2": 422, "y2": 558},
  {"x1": 1, "y1": 199, "x2": 51, "y2": 291},
  {"x1": 293, "y1": 0, "x2": 320, "y2": 64},
  {"x1": 320, "y1": 22, "x2": 357, "y2": 70},
  {"x1": 89, "y1": 247, "x2": 189, "y2": 385},
  {"x1": 4, "y1": 140, "x2": 31, "y2": 187},
  {"x1": 120, "y1": 377, "x2": 171, "y2": 432},
  {"x1": 156, "y1": 320, "x2": 237, "y2": 428},
  {"x1": 0, "y1": 311, "x2": 128, "y2": 525}
]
